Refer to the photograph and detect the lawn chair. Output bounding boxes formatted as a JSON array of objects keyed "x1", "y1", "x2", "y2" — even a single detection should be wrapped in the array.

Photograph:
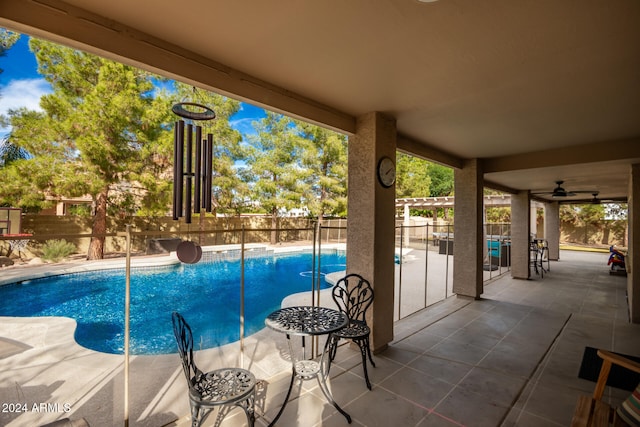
[{"x1": 571, "y1": 349, "x2": 640, "y2": 427}]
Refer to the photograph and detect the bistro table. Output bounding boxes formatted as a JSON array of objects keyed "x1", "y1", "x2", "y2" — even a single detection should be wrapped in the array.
[{"x1": 265, "y1": 305, "x2": 351, "y2": 425}]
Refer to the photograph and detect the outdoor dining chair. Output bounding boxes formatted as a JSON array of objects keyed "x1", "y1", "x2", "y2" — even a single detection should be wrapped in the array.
[
  {"x1": 171, "y1": 312, "x2": 256, "y2": 427},
  {"x1": 328, "y1": 273, "x2": 376, "y2": 390}
]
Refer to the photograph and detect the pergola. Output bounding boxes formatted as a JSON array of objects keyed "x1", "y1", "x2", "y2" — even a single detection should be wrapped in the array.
[{"x1": 1, "y1": 1, "x2": 639, "y2": 357}]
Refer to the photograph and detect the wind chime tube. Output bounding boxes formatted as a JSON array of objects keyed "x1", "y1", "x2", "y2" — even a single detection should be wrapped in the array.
[
  {"x1": 172, "y1": 123, "x2": 179, "y2": 220},
  {"x1": 177, "y1": 120, "x2": 185, "y2": 218},
  {"x1": 194, "y1": 125, "x2": 202, "y2": 213},
  {"x1": 185, "y1": 124, "x2": 193, "y2": 224},
  {"x1": 205, "y1": 133, "x2": 213, "y2": 212},
  {"x1": 174, "y1": 120, "x2": 186, "y2": 219}
]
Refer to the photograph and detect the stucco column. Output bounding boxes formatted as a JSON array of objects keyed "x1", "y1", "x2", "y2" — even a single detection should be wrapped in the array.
[
  {"x1": 511, "y1": 191, "x2": 531, "y2": 279},
  {"x1": 452, "y1": 159, "x2": 483, "y2": 298},
  {"x1": 530, "y1": 205, "x2": 538, "y2": 237},
  {"x1": 347, "y1": 112, "x2": 396, "y2": 351},
  {"x1": 627, "y1": 164, "x2": 640, "y2": 323},
  {"x1": 544, "y1": 202, "x2": 560, "y2": 261}
]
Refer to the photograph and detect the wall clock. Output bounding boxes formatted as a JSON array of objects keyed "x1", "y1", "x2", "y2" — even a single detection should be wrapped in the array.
[{"x1": 377, "y1": 156, "x2": 396, "y2": 188}]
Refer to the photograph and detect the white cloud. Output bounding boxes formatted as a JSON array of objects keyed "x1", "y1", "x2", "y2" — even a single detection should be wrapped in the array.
[
  {"x1": 0, "y1": 78, "x2": 52, "y2": 135},
  {"x1": 229, "y1": 117, "x2": 258, "y2": 137}
]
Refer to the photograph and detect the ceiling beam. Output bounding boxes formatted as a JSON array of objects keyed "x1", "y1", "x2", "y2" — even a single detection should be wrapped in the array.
[
  {"x1": 483, "y1": 179, "x2": 519, "y2": 195},
  {"x1": 0, "y1": 0, "x2": 356, "y2": 134},
  {"x1": 483, "y1": 137, "x2": 640, "y2": 173},
  {"x1": 397, "y1": 134, "x2": 464, "y2": 169}
]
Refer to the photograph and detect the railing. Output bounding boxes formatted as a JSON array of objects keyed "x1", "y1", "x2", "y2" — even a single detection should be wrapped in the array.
[
  {"x1": 0, "y1": 220, "x2": 511, "y2": 425},
  {"x1": 0, "y1": 220, "x2": 511, "y2": 330},
  {"x1": 393, "y1": 222, "x2": 512, "y2": 321},
  {"x1": 394, "y1": 223, "x2": 454, "y2": 321}
]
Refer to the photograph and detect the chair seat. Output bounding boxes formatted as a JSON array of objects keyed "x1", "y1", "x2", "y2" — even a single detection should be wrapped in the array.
[
  {"x1": 191, "y1": 368, "x2": 256, "y2": 405},
  {"x1": 333, "y1": 320, "x2": 370, "y2": 340}
]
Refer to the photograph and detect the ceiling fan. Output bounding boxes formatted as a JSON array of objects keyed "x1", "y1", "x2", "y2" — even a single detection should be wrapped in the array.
[
  {"x1": 588, "y1": 192, "x2": 621, "y2": 204},
  {"x1": 533, "y1": 181, "x2": 595, "y2": 198}
]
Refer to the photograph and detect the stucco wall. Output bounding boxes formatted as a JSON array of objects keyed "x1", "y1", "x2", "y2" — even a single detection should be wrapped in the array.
[{"x1": 11, "y1": 215, "x2": 317, "y2": 257}]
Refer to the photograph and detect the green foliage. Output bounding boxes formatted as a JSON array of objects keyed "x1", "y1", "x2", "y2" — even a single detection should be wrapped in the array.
[
  {"x1": 67, "y1": 204, "x2": 92, "y2": 217},
  {"x1": 295, "y1": 120, "x2": 347, "y2": 218},
  {"x1": 427, "y1": 163, "x2": 454, "y2": 197},
  {"x1": 560, "y1": 204, "x2": 606, "y2": 225},
  {"x1": 396, "y1": 153, "x2": 430, "y2": 198},
  {"x1": 395, "y1": 153, "x2": 454, "y2": 200},
  {"x1": 0, "y1": 136, "x2": 30, "y2": 167},
  {"x1": 3, "y1": 38, "x2": 173, "y2": 258},
  {"x1": 41, "y1": 239, "x2": 77, "y2": 262},
  {"x1": 246, "y1": 112, "x2": 305, "y2": 217},
  {"x1": 0, "y1": 29, "x2": 19, "y2": 70},
  {"x1": 485, "y1": 207, "x2": 511, "y2": 223}
]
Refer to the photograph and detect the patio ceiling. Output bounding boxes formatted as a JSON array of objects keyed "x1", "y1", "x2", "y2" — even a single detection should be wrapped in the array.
[{"x1": 2, "y1": 0, "x2": 640, "y2": 203}]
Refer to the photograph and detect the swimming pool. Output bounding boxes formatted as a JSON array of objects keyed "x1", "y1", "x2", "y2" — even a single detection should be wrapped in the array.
[{"x1": 0, "y1": 249, "x2": 346, "y2": 355}]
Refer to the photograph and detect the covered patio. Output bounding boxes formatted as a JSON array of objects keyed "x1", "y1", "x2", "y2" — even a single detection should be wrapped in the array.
[
  {"x1": 1, "y1": 250, "x2": 636, "y2": 426},
  {"x1": 1, "y1": 1, "x2": 639, "y2": 425}
]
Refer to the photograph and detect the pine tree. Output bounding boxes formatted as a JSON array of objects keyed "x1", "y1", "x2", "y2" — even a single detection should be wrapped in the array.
[
  {"x1": 4, "y1": 39, "x2": 170, "y2": 259},
  {"x1": 247, "y1": 112, "x2": 305, "y2": 243}
]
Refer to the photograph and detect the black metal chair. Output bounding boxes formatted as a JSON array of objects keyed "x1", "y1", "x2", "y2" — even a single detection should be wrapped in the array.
[
  {"x1": 172, "y1": 312, "x2": 256, "y2": 427},
  {"x1": 530, "y1": 240, "x2": 543, "y2": 277},
  {"x1": 328, "y1": 273, "x2": 376, "y2": 390}
]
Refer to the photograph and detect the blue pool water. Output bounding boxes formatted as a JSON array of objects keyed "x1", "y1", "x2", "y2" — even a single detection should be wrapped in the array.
[{"x1": 0, "y1": 250, "x2": 346, "y2": 355}]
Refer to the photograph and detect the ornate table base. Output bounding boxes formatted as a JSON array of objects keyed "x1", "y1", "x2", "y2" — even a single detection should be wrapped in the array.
[{"x1": 265, "y1": 306, "x2": 352, "y2": 426}]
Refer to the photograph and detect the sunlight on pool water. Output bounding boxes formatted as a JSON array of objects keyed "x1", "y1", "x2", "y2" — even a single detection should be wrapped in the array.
[{"x1": 0, "y1": 250, "x2": 345, "y2": 355}]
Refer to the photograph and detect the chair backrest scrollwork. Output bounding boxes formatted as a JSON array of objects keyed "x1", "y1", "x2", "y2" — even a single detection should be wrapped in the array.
[
  {"x1": 172, "y1": 312, "x2": 203, "y2": 387},
  {"x1": 332, "y1": 274, "x2": 374, "y2": 323}
]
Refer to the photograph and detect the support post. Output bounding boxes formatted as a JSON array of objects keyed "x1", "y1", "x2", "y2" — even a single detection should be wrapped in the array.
[
  {"x1": 544, "y1": 201, "x2": 560, "y2": 261},
  {"x1": 452, "y1": 159, "x2": 483, "y2": 298},
  {"x1": 347, "y1": 112, "x2": 396, "y2": 352},
  {"x1": 511, "y1": 191, "x2": 531, "y2": 279}
]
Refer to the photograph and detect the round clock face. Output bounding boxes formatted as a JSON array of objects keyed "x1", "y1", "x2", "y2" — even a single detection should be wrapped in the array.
[{"x1": 377, "y1": 156, "x2": 396, "y2": 188}]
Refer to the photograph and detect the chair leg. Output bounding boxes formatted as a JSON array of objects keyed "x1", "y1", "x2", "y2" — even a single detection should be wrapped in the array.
[
  {"x1": 356, "y1": 338, "x2": 373, "y2": 390},
  {"x1": 190, "y1": 402, "x2": 201, "y2": 427},
  {"x1": 327, "y1": 334, "x2": 338, "y2": 367},
  {"x1": 365, "y1": 337, "x2": 376, "y2": 368},
  {"x1": 239, "y1": 392, "x2": 256, "y2": 427}
]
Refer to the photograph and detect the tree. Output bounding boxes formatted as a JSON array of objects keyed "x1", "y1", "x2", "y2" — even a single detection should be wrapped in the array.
[
  {"x1": 0, "y1": 30, "x2": 25, "y2": 171},
  {"x1": 396, "y1": 153, "x2": 431, "y2": 198},
  {"x1": 0, "y1": 28, "x2": 19, "y2": 67},
  {"x1": 427, "y1": 163, "x2": 454, "y2": 197},
  {"x1": 0, "y1": 136, "x2": 29, "y2": 167},
  {"x1": 560, "y1": 204, "x2": 606, "y2": 225},
  {"x1": 4, "y1": 39, "x2": 170, "y2": 259},
  {"x1": 295, "y1": 121, "x2": 347, "y2": 220},
  {"x1": 246, "y1": 112, "x2": 305, "y2": 243}
]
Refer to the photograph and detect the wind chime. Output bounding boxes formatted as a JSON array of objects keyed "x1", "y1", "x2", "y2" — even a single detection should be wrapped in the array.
[{"x1": 171, "y1": 102, "x2": 216, "y2": 224}]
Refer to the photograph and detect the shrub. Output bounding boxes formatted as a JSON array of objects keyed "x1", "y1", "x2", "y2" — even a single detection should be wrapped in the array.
[{"x1": 41, "y1": 239, "x2": 77, "y2": 263}]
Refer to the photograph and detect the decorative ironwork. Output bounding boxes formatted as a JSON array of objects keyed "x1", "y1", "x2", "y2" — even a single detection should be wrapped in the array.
[
  {"x1": 172, "y1": 103, "x2": 216, "y2": 224},
  {"x1": 329, "y1": 273, "x2": 376, "y2": 390},
  {"x1": 172, "y1": 312, "x2": 256, "y2": 426},
  {"x1": 193, "y1": 369, "x2": 255, "y2": 403},
  {"x1": 264, "y1": 306, "x2": 351, "y2": 425},
  {"x1": 265, "y1": 306, "x2": 347, "y2": 336}
]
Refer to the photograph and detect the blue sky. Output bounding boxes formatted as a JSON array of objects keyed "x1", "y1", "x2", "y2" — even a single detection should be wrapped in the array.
[{"x1": 0, "y1": 33, "x2": 265, "y2": 137}]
